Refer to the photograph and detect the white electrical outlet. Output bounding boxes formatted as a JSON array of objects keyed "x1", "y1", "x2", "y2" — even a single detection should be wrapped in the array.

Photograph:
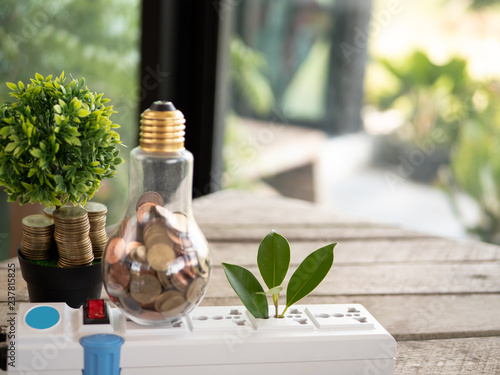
[
  {"x1": 8, "y1": 302, "x2": 396, "y2": 375},
  {"x1": 247, "y1": 306, "x2": 316, "y2": 330},
  {"x1": 306, "y1": 304, "x2": 376, "y2": 329}
]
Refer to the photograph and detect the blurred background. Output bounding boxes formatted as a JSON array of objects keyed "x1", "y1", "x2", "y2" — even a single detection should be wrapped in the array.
[{"x1": 1, "y1": 0, "x2": 500, "y2": 260}]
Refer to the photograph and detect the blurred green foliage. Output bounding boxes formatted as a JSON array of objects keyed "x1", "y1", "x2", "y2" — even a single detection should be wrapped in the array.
[
  {"x1": 230, "y1": 37, "x2": 275, "y2": 116},
  {"x1": 0, "y1": 0, "x2": 140, "y2": 225},
  {"x1": 469, "y1": 0, "x2": 500, "y2": 9},
  {"x1": 373, "y1": 50, "x2": 476, "y2": 144},
  {"x1": 371, "y1": 48, "x2": 500, "y2": 243},
  {"x1": 442, "y1": 81, "x2": 500, "y2": 244}
]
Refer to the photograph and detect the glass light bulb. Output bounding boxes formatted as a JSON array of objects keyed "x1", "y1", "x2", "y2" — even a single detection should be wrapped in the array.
[{"x1": 102, "y1": 101, "x2": 211, "y2": 325}]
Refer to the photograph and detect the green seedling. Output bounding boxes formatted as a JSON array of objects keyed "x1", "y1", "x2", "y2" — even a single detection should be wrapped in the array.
[{"x1": 222, "y1": 230, "x2": 336, "y2": 319}]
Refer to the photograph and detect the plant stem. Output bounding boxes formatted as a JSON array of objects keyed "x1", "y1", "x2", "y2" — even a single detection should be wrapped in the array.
[
  {"x1": 279, "y1": 305, "x2": 289, "y2": 319},
  {"x1": 273, "y1": 294, "x2": 279, "y2": 318}
]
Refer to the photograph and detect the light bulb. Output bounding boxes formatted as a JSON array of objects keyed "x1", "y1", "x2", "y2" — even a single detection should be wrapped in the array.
[{"x1": 102, "y1": 101, "x2": 211, "y2": 325}]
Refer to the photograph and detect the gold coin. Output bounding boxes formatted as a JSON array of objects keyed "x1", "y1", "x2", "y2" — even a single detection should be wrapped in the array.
[
  {"x1": 44, "y1": 207, "x2": 55, "y2": 217},
  {"x1": 53, "y1": 206, "x2": 88, "y2": 220},
  {"x1": 129, "y1": 274, "x2": 162, "y2": 304},
  {"x1": 154, "y1": 290, "x2": 187, "y2": 316},
  {"x1": 186, "y1": 277, "x2": 207, "y2": 304},
  {"x1": 130, "y1": 243, "x2": 148, "y2": 263},
  {"x1": 22, "y1": 214, "x2": 54, "y2": 228},
  {"x1": 84, "y1": 202, "x2": 108, "y2": 214},
  {"x1": 147, "y1": 242, "x2": 176, "y2": 271},
  {"x1": 170, "y1": 269, "x2": 190, "y2": 293},
  {"x1": 156, "y1": 271, "x2": 174, "y2": 289}
]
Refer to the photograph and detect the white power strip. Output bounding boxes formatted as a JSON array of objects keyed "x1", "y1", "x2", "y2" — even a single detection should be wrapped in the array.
[{"x1": 8, "y1": 302, "x2": 396, "y2": 375}]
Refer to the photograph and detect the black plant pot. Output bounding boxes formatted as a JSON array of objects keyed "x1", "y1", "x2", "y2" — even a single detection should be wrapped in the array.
[{"x1": 17, "y1": 249, "x2": 103, "y2": 308}]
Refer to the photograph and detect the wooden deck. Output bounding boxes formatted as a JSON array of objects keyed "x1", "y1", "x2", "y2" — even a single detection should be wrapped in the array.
[{"x1": 2, "y1": 190, "x2": 500, "y2": 373}]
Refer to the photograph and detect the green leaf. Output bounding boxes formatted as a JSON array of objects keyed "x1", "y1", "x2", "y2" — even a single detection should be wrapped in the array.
[
  {"x1": 285, "y1": 243, "x2": 336, "y2": 309},
  {"x1": 92, "y1": 167, "x2": 106, "y2": 174},
  {"x1": 29, "y1": 148, "x2": 44, "y2": 158},
  {"x1": 257, "y1": 230, "x2": 290, "y2": 290},
  {"x1": 77, "y1": 109, "x2": 91, "y2": 117},
  {"x1": 222, "y1": 263, "x2": 269, "y2": 319},
  {"x1": 5, "y1": 142, "x2": 16, "y2": 153},
  {"x1": 76, "y1": 183, "x2": 89, "y2": 193},
  {"x1": 6, "y1": 82, "x2": 17, "y2": 91},
  {"x1": 0, "y1": 126, "x2": 11, "y2": 137},
  {"x1": 35, "y1": 73, "x2": 44, "y2": 82}
]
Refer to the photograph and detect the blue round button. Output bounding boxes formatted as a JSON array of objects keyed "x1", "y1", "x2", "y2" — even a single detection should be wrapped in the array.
[{"x1": 25, "y1": 306, "x2": 60, "y2": 330}]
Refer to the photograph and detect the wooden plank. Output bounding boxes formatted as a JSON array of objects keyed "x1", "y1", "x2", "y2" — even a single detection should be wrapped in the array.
[
  {"x1": 2, "y1": 259, "x2": 499, "y2": 302},
  {"x1": 206, "y1": 262, "x2": 500, "y2": 297},
  {"x1": 395, "y1": 337, "x2": 500, "y2": 374},
  {"x1": 201, "y1": 225, "x2": 432, "y2": 242},
  {"x1": 208, "y1": 238, "x2": 500, "y2": 265},
  {"x1": 193, "y1": 190, "x2": 378, "y2": 225},
  {"x1": 3, "y1": 237, "x2": 499, "y2": 273}
]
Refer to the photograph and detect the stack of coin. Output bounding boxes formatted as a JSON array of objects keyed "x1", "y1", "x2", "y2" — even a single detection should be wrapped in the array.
[
  {"x1": 53, "y1": 206, "x2": 94, "y2": 267},
  {"x1": 84, "y1": 202, "x2": 108, "y2": 260},
  {"x1": 20, "y1": 214, "x2": 55, "y2": 260},
  {"x1": 43, "y1": 207, "x2": 55, "y2": 218},
  {"x1": 103, "y1": 190, "x2": 210, "y2": 321}
]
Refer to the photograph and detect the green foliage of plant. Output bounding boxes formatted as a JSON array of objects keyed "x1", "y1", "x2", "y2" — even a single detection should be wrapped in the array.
[
  {"x1": 440, "y1": 80, "x2": 500, "y2": 244},
  {"x1": 469, "y1": 0, "x2": 500, "y2": 9},
  {"x1": 222, "y1": 263, "x2": 269, "y2": 319},
  {"x1": 222, "y1": 230, "x2": 336, "y2": 319},
  {"x1": 257, "y1": 230, "x2": 290, "y2": 290},
  {"x1": 0, "y1": 72, "x2": 124, "y2": 208},
  {"x1": 370, "y1": 50, "x2": 476, "y2": 144},
  {"x1": 230, "y1": 37, "x2": 275, "y2": 115}
]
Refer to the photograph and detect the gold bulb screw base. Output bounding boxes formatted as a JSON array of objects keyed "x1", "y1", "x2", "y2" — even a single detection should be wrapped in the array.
[{"x1": 140, "y1": 101, "x2": 185, "y2": 152}]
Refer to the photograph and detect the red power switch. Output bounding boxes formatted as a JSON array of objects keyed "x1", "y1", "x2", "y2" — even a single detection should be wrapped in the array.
[{"x1": 84, "y1": 299, "x2": 110, "y2": 324}]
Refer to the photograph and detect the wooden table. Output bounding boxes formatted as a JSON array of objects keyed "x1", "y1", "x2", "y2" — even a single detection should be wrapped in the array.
[{"x1": 2, "y1": 190, "x2": 500, "y2": 373}]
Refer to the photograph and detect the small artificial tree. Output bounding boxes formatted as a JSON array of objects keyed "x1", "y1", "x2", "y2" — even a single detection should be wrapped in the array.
[{"x1": 0, "y1": 72, "x2": 124, "y2": 208}]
